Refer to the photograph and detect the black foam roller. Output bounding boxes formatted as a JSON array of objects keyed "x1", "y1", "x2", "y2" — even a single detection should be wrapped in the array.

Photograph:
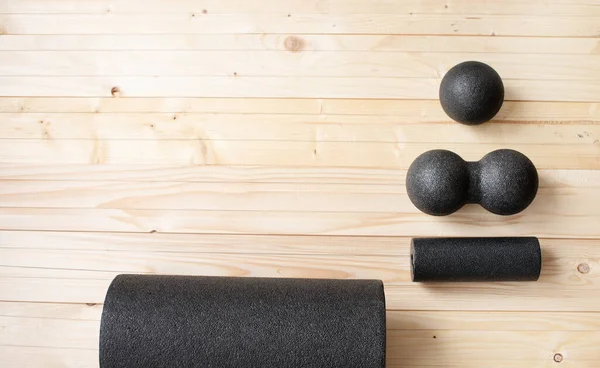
[
  {"x1": 411, "y1": 237, "x2": 542, "y2": 282},
  {"x1": 100, "y1": 275, "x2": 386, "y2": 368}
]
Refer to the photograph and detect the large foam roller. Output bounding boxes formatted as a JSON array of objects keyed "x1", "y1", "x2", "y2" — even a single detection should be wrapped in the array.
[
  {"x1": 411, "y1": 237, "x2": 542, "y2": 282},
  {"x1": 100, "y1": 275, "x2": 386, "y2": 368}
]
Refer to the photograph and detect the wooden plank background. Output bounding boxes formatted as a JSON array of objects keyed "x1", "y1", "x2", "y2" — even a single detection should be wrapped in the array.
[{"x1": 0, "y1": 0, "x2": 599, "y2": 367}]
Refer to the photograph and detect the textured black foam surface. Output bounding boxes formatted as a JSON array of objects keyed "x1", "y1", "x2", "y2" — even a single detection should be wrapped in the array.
[
  {"x1": 406, "y1": 149, "x2": 538, "y2": 216},
  {"x1": 439, "y1": 61, "x2": 504, "y2": 125},
  {"x1": 100, "y1": 275, "x2": 386, "y2": 368},
  {"x1": 411, "y1": 237, "x2": 542, "y2": 282}
]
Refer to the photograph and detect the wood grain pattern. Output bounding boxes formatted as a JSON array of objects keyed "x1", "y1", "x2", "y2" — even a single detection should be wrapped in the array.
[
  {"x1": 2, "y1": 113, "x2": 600, "y2": 142},
  {"x1": 1, "y1": 35, "x2": 598, "y2": 53},
  {"x1": 1, "y1": 165, "x2": 598, "y2": 186},
  {"x1": 1, "y1": 207, "x2": 598, "y2": 238},
  {"x1": 2, "y1": 51, "x2": 598, "y2": 80},
  {"x1": 3, "y1": 0, "x2": 599, "y2": 16},
  {"x1": 0, "y1": 234, "x2": 597, "y2": 302},
  {"x1": 2, "y1": 14, "x2": 599, "y2": 36},
  {"x1": 1, "y1": 140, "x2": 598, "y2": 168},
  {"x1": 0, "y1": 180, "x2": 599, "y2": 219},
  {"x1": 1, "y1": 1, "x2": 599, "y2": 367},
  {"x1": 2, "y1": 76, "x2": 600, "y2": 101},
  {"x1": 1, "y1": 99, "x2": 598, "y2": 120}
]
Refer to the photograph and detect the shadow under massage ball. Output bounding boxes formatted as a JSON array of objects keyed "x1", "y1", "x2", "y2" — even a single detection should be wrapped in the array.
[
  {"x1": 406, "y1": 149, "x2": 539, "y2": 216},
  {"x1": 439, "y1": 61, "x2": 504, "y2": 125}
]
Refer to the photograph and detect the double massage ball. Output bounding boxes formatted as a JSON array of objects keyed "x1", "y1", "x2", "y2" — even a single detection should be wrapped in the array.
[{"x1": 406, "y1": 149, "x2": 539, "y2": 216}]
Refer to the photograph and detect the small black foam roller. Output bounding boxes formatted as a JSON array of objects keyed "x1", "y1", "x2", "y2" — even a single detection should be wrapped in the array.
[
  {"x1": 411, "y1": 237, "x2": 542, "y2": 282},
  {"x1": 100, "y1": 275, "x2": 386, "y2": 368}
]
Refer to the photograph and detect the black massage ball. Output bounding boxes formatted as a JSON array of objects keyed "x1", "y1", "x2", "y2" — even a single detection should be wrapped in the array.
[
  {"x1": 405, "y1": 150, "x2": 470, "y2": 216},
  {"x1": 439, "y1": 61, "x2": 504, "y2": 125},
  {"x1": 406, "y1": 149, "x2": 538, "y2": 216},
  {"x1": 477, "y1": 149, "x2": 539, "y2": 215}
]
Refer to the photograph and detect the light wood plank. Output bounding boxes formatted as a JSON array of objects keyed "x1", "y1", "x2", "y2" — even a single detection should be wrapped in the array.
[
  {"x1": 2, "y1": 0, "x2": 599, "y2": 16},
  {"x1": 0, "y1": 97, "x2": 325, "y2": 114},
  {"x1": 0, "y1": 228, "x2": 598, "y2": 302},
  {"x1": 0, "y1": 346, "x2": 97, "y2": 368},
  {"x1": 2, "y1": 51, "x2": 598, "y2": 80},
  {"x1": 0, "y1": 241, "x2": 596, "y2": 288},
  {"x1": 0, "y1": 35, "x2": 598, "y2": 54},
  {"x1": 4, "y1": 248, "x2": 598, "y2": 287},
  {"x1": 1, "y1": 99, "x2": 598, "y2": 122},
  {"x1": 2, "y1": 113, "x2": 600, "y2": 144},
  {"x1": 387, "y1": 330, "x2": 600, "y2": 362},
  {"x1": 1, "y1": 14, "x2": 599, "y2": 36},
  {"x1": 0, "y1": 140, "x2": 598, "y2": 169},
  {"x1": 0, "y1": 181, "x2": 598, "y2": 218},
  {"x1": 0, "y1": 232, "x2": 596, "y2": 259},
  {"x1": 0, "y1": 207, "x2": 597, "y2": 238},
  {"x1": 1, "y1": 76, "x2": 599, "y2": 101},
  {"x1": 2, "y1": 233, "x2": 596, "y2": 310},
  {"x1": 388, "y1": 310, "x2": 600, "y2": 331},
  {"x1": 321, "y1": 100, "x2": 600, "y2": 119},
  {"x1": 1, "y1": 166, "x2": 598, "y2": 189}
]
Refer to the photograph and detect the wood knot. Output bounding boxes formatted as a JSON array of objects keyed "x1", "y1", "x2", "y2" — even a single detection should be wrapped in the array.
[
  {"x1": 577, "y1": 263, "x2": 590, "y2": 274},
  {"x1": 111, "y1": 86, "x2": 121, "y2": 97},
  {"x1": 553, "y1": 353, "x2": 563, "y2": 363},
  {"x1": 284, "y1": 36, "x2": 305, "y2": 53}
]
